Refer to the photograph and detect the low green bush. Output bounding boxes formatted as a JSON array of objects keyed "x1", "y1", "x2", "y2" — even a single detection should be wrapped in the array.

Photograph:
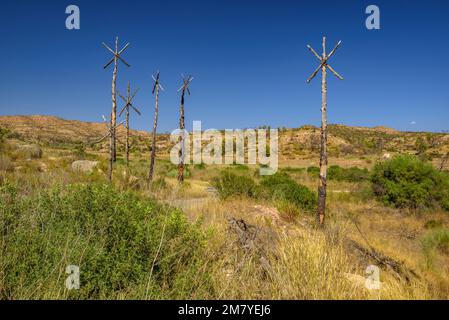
[
  {"x1": 212, "y1": 171, "x2": 316, "y2": 212},
  {"x1": 0, "y1": 126, "x2": 10, "y2": 143},
  {"x1": 421, "y1": 228, "x2": 449, "y2": 267},
  {"x1": 166, "y1": 167, "x2": 190, "y2": 178},
  {"x1": 230, "y1": 164, "x2": 249, "y2": 171},
  {"x1": 422, "y1": 228, "x2": 449, "y2": 253},
  {"x1": 307, "y1": 166, "x2": 320, "y2": 177},
  {"x1": 280, "y1": 167, "x2": 306, "y2": 174},
  {"x1": 371, "y1": 155, "x2": 449, "y2": 210},
  {"x1": 259, "y1": 173, "x2": 316, "y2": 212},
  {"x1": 212, "y1": 171, "x2": 256, "y2": 199},
  {"x1": 194, "y1": 163, "x2": 206, "y2": 170},
  {"x1": 0, "y1": 182, "x2": 210, "y2": 299},
  {"x1": 328, "y1": 165, "x2": 370, "y2": 182}
]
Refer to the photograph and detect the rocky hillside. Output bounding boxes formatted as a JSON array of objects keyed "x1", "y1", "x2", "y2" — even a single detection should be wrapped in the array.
[{"x1": 1, "y1": 115, "x2": 448, "y2": 159}]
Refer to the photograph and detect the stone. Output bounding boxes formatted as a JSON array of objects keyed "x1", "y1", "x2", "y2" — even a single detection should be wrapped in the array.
[{"x1": 71, "y1": 160, "x2": 98, "y2": 173}]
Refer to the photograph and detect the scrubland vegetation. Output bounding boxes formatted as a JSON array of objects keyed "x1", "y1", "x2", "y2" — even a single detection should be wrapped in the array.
[{"x1": 1, "y1": 122, "x2": 449, "y2": 299}]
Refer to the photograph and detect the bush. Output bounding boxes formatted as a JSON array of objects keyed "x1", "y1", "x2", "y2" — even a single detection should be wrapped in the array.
[
  {"x1": 194, "y1": 163, "x2": 206, "y2": 170},
  {"x1": 371, "y1": 155, "x2": 449, "y2": 210},
  {"x1": 328, "y1": 165, "x2": 370, "y2": 182},
  {"x1": 421, "y1": 228, "x2": 449, "y2": 266},
  {"x1": 17, "y1": 144, "x2": 42, "y2": 159},
  {"x1": 280, "y1": 167, "x2": 306, "y2": 174},
  {"x1": 0, "y1": 126, "x2": 10, "y2": 143},
  {"x1": 0, "y1": 182, "x2": 210, "y2": 299},
  {"x1": 307, "y1": 166, "x2": 320, "y2": 177},
  {"x1": 212, "y1": 171, "x2": 256, "y2": 199},
  {"x1": 166, "y1": 167, "x2": 190, "y2": 178},
  {"x1": 259, "y1": 173, "x2": 316, "y2": 212},
  {"x1": 422, "y1": 228, "x2": 449, "y2": 253},
  {"x1": 230, "y1": 163, "x2": 249, "y2": 171}
]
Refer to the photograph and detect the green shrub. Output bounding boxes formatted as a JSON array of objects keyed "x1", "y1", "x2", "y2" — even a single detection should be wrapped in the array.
[
  {"x1": 424, "y1": 219, "x2": 444, "y2": 229},
  {"x1": 194, "y1": 163, "x2": 206, "y2": 170},
  {"x1": 280, "y1": 167, "x2": 306, "y2": 174},
  {"x1": 307, "y1": 166, "x2": 320, "y2": 177},
  {"x1": 0, "y1": 182, "x2": 210, "y2": 299},
  {"x1": 166, "y1": 167, "x2": 190, "y2": 178},
  {"x1": 421, "y1": 228, "x2": 449, "y2": 267},
  {"x1": 212, "y1": 171, "x2": 256, "y2": 199},
  {"x1": 230, "y1": 163, "x2": 249, "y2": 171},
  {"x1": 422, "y1": 228, "x2": 449, "y2": 253},
  {"x1": 371, "y1": 155, "x2": 449, "y2": 210},
  {"x1": 328, "y1": 165, "x2": 370, "y2": 182},
  {"x1": 0, "y1": 126, "x2": 10, "y2": 143},
  {"x1": 259, "y1": 173, "x2": 316, "y2": 212}
]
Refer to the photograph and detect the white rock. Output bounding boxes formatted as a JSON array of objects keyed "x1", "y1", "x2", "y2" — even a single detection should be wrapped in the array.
[{"x1": 71, "y1": 160, "x2": 99, "y2": 173}]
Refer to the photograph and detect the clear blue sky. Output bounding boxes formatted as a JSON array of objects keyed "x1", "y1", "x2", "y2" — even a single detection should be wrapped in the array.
[{"x1": 0, "y1": 0, "x2": 448, "y2": 133}]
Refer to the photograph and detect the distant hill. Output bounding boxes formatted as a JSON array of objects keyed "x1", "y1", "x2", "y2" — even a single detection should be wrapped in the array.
[{"x1": 1, "y1": 115, "x2": 448, "y2": 158}]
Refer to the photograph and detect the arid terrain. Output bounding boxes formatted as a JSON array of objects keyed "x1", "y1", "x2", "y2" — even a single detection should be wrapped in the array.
[{"x1": 1, "y1": 115, "x2": 449, "y2": 299}]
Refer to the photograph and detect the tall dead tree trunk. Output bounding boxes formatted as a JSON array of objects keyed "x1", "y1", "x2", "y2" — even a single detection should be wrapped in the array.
[
  {"x1": 125, "y1": 82, "x2": 130, "y2": 165},
  {"x1": 118, "y1": 81, "x2": 140, "y2": 167},
  {"x1": 108, "y1": 111, "x2": 113, "y2": 182},
  {"x1": 178, "y1": 92, "x2": 186, "y2": 183},
  {"x1": 177, "y1": 75, "x2": 193, "y2": 184},
  {"x1": 306, "y1": 36, "x2": 343, "y2": 227},
  {"x1": 102, "y1": 37, "x2": 131, "y2": 182},
  {"x1": 148, "y1": 84, "x2": 160, "y2": 182},
  {"x1": 317, "y1": 39, "x2": 328, "y2": 226},
  {"x1": 112, "y1": 37, "x2": 118, "y2": 163}
]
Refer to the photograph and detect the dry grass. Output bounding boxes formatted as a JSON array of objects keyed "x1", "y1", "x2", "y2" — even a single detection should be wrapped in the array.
[{"x1": 1, "y1": 135, "x2": 449, "y2": 300}]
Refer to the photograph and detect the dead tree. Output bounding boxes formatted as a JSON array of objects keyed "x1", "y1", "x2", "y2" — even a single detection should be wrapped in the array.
[
  {"x1": 306, "y1": 36, "x2": 343, "y2": 227},
  {"x1": 177, "y1": 75, "x2": 193, "y2": 183},
  {"x1": 92, "y1": 115, "x2": 126, "y2": 182},
  {"x1": 102, "y1": 37, "x2": 131, "y2": 163},
  {"x1": 148, "y1": 71, "x2": 165, "y2": 182},
  {"x1": 440, "y1": 152, "x2": 449, "y2": 171},
  {"x1": 118, "y1": 82, "x2": 140, "y2": 165}
]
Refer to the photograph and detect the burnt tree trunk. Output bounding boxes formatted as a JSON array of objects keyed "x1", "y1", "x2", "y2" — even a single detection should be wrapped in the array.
[
  {"x1": 108, "y1": 38, "x2": 119, "y2": 181},
  {"x1": 178, "y1": 91, "x2": 185, "y2": 183},
  {"x1": 125, "y1": 108, "x2": 130, "y2": 165},
  {"x1": 148, "y1": 85, "x2": 160, "y2": 182},
  {"x1": 111, "y1": 38, "x2": 118, "y2": 163},
  {"x1": 317, "y1": 38, "x2": 328, "y2": 227}
]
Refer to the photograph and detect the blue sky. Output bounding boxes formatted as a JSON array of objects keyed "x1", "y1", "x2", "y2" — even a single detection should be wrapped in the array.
[{"x1": 0, "y1": 0, "x2": 448, "y2": 132}]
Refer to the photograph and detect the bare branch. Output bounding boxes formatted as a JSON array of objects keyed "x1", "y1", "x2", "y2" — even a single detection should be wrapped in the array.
[
  {"x1": 327, "y1": 40, "x2": 342, "y2": 60},
  {"x1": 307, "y1": 45, "x2": 322, "y2": 61},
  {"x1": 307, "y1": 63, "x2": 324, "y2": 83},
  {"x1": 91, "y1": 132, "x2": 111, "y2": 144},
  {"x1": 119, "y1": 105, "x2": 127, "y2": 117},
  {"x1": 118, "y1": 91, "x2": 127, "y2": 103},
  {"x1": 117, "y1": 55, "x2": 131, "y2": 67},
  {"x1": 131, "y1": 104, "x2": 141, "y2": 115},
  {"x1": 102, "y1": 42, "x2": 115, "y2": 55},
  {"x1": 103, "y1": 58, "x2": 114, "y2": 69},
  {"x1": 130, "y1": 88, "x2": 139, "y2": 101},
  {"x1": 118, "y1": 43, "x2": 130, "y2": 55},
  {"x1": 326, "y1": 64, "x2": 344, "y2": 80},
  {"x1": 322, "y1": 36, "x2": 326, "y2": 57}
]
